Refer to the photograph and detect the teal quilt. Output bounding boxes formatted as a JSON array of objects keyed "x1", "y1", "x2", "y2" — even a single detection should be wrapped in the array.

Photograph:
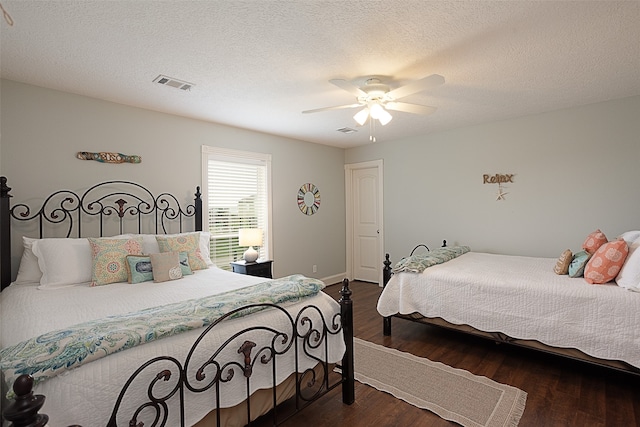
[
  {"x1": 0, "y1": 274, "x2": 325, "y2": 393},
  {"x1": 392, "y1": 246, "x2": 471, "y2": 274}
]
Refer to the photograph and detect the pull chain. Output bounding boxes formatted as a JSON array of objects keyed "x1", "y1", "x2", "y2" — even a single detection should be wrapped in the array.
[{"x1": 369, "y1": 118, "x2": 376, "y2": 142}]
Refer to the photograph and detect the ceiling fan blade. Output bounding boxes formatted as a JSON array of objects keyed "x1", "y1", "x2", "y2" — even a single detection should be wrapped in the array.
[
  {"x1": 386, "y1": 74, "x2": 445, "y2": 100},
  {"x1": 302, "y1": 103, "x2": 362, "y2": 114},
  {"x1": 329, "y1": 79, "x2": 367, "y2": 97},
  {"x1": 385, "y1": 102, "x2": 437, "y2": 116}
]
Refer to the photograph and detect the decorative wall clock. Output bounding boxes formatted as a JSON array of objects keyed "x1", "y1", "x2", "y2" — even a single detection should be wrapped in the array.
[{"x1": 297, "y1": 183, "x2": 321, "y2": 215}]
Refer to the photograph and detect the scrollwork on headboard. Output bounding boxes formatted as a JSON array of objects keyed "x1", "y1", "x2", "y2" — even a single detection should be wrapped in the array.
[{"x1": 0, "y1": 177, "x2": 203, "y2": 290}]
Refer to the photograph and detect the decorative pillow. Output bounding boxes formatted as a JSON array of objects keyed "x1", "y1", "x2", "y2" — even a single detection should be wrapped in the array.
[
  {"x1": 615, "y1": 236, "x2": 640, "y2": 291},
  {"x1": 568, "y1": 250, "x2": 592, "y2": 278},
  {"x1": 553, "y1": 249, "x2": 573, "y2": 275},
  {"x1": 161, "y1": 232, "x2": 212, "y2": 266},
  {"x1": 582, "y1": 229, "x2": 608, "y2": 254},
  {"x1": 32, "y1": 238, "x2": 93, "y2": 289},
  {"x1": 125, "y1": 251, "x2": 191, "y2": 284},
  {"x1": 88, "y1": 237, "x2": 143, "y2": 286},
  {"x1": 14, "y1": 237, "x2": 43, "y2": 285},
  {"x1": 156, "y1": 233, "x2": 207, "y2": 271},
  {"x1": 150, "y1": 252, "x2": 183, "y2": 283},
  {"x1": 584, "y1": 239, "x2": 629, "y2": 284},
  {"x1": 178, "y1": 251, "x2": 193, "y2": 276},
  {"x1": 134, "y1": 232, "x2": 212, "y2": 266},
  {"x1": 125, "y1": 255, "x2": 154, "y2": 284}
]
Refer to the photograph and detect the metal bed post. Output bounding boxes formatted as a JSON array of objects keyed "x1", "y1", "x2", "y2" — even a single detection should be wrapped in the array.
[
  {"x1": 339, "y1": 278, "x2": 355, "y2": 404},
  {"x1": 1, "y1": 176, "x2": 12, "y2": 290}
]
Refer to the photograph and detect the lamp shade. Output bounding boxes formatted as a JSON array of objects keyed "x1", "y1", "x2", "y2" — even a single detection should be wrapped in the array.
[
  {"x1": 239, "y1": 228, "x2": 263, "y2": 247},
  {"x1": 239, "y1": 228, "x2": 263, "y2": 263}
]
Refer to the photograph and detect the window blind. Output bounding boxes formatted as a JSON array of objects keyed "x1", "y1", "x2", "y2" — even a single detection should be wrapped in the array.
[{"x1": 202, "y1": 146, "x2": 271, "y2": 270}]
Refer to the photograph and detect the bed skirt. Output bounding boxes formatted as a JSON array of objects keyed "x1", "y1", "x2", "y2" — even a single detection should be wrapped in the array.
[
  {"x1": 194, "y1": 363, "x2": 331, "y2": 427},
  {"x1": 393, "y1": 313, "x2": 640, "y2": 375}
]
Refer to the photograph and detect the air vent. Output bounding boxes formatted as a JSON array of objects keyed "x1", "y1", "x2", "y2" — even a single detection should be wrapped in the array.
[
  {"x1": 153, "y1": 75, "x2": 194, "y2": 91},
  {"x1": 337, "y1": 127, "x2": 357, "y2": 134}
]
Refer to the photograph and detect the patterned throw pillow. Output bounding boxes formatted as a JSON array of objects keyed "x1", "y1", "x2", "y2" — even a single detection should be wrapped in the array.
[
  {"x1": 150, "y1": 252, "x2": 183, "y2": 283},
  {"x1": 89, "y1": 237, "x2": 143, "y2": 286},
  {"x1": 156, "y1": 233, "x2": 207, "y2": 271},
  {"x1": 178, "y1": 251, "x2": 193, "y2": 276},
  {"x1": 125, "y1": 252, "x2": 190, "y2": 283},
  {"x1": 582, "y1": 229, "x2": 608, "y2": 254},
  {"x1": 568, "y1": 250, "x2": 592, "y2": 278},
  {"x1": 126, "y1": 255, "x2": 153, "y2": 284},
  {"x1": 553, "y1": 249, "x2": 573, "y2": 275},
  {"x1": 584, "y1": 240, "x2": 629, "y2": 284}
]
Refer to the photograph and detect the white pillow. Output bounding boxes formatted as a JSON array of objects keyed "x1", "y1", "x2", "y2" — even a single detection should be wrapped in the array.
[
  {"x1": 199, "y1": 231, "x2": 213, "y2": 266},
  {"x1": 617, "y1": 230, "x2": 640, "y2": 246},
  {"x1": 616, "y1": 235, "x2": 640, "y2": 292},
  {"x1": 141, "y1": 234, "x2": 161, "y2": 254},
  {"x1": 14, "y1": 237, "x2": 43, "y2": 284},
  {"x1": 31, "y1": 238, "x2": 93, "y2": 289}
]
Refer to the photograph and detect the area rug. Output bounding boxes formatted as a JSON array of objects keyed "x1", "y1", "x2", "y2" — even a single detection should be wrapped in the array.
[{"x1": 353, "y1": 338, "x2": 527, "y2": 427}]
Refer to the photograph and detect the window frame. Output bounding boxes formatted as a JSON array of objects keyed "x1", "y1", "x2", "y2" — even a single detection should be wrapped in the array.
[{"x1": 201, "y1": 146, "x2": 273, "y2": 270}]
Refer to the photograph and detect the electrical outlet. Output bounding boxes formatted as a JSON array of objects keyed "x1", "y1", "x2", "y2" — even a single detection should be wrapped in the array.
[{"x1": 312, "y1": 265, "x2": 317, "y2": 273}]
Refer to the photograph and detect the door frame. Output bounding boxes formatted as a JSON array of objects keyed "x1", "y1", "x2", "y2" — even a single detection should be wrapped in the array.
[{"x1": 345, "y1": 159, "x2": 384, "y2": 285}]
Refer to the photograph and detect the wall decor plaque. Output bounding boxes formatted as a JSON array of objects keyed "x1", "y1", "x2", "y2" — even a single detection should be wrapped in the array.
[
  {"x1": 483, "y1": 173, "x2": 514, "y2": 201},
  {"x1": 77, "y1": 152, "x2": 141, "y2": 164}
]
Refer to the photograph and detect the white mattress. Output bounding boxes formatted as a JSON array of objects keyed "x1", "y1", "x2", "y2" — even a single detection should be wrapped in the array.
[
  {"x1": 377, "y1": 252, "x2": 640, "y2": 369},
  {"x1": 1, "y1": 267, "x2": 345, "y2": 427}
]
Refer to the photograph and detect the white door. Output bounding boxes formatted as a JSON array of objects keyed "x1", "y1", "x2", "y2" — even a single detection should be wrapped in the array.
[{"x1": 346, "y1": 161, "x2": 383, "y2": 284}]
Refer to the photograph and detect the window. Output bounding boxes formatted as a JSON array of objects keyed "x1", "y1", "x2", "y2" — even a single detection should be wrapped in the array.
[{"x1": 202, "y1": 146, "x2": 272, "y2": 270}]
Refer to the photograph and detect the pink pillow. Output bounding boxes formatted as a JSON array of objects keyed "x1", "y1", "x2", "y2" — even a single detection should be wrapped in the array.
[
  {"x1": 582, "y1": 229, "x2": 608, "y2": 254},
  {"x1": 584, "y1": 239, "x2": 629, "y2": 284}
]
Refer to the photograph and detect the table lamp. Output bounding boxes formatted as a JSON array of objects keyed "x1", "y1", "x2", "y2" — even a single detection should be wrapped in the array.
[{"x1": 239, "y1": 228, "x2": 263, "y2": 263}]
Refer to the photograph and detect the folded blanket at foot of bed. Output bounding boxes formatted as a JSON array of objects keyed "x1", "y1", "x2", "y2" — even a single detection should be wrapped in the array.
[{"x1": 392, "y1": 246, "x2": 470, "y2": 274}]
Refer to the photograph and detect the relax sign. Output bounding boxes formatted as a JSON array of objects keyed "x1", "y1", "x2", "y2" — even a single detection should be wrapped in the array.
[{"x1": 482, "y1": 174, "x2": 514, "y2": 184}]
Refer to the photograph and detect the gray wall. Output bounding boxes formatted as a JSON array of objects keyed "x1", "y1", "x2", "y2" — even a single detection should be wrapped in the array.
[
  {"x1": 3, "y1": 79, "x2": 638, "y2": 282},
  {"x1": 0, "y1": 79, "x2": 346, "y2": 282},
  {"x1": 346, "y1": 95, "x2": 640, "y2": 260}
]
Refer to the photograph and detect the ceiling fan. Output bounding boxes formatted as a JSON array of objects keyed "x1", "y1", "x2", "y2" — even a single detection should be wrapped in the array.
[{"x1": 302, "y1": 74, "x2": 444, "y2": 140}]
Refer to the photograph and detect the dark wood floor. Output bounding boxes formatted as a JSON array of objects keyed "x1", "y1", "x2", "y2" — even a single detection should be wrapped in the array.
[{"x1": 275, "y1": 280, "x2": 640, "y2": 427}]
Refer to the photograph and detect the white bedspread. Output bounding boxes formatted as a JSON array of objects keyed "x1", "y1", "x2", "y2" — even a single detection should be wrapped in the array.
[
  {"x1": 377, "y1": 252, "x2": 640, "y2": 369},
  {"x1": 1, "y1": 267, "x2": 345, "y2": 427}
]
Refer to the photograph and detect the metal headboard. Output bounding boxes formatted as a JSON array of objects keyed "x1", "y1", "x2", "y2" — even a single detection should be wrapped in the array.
[{"x1": 0, "y1": 177, "x2": 202, "y2": 290}]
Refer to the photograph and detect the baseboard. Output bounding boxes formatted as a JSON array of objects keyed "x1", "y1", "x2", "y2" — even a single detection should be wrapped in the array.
[{"x1": 321, "y1": 272, "x2": 348, "y2": 286}]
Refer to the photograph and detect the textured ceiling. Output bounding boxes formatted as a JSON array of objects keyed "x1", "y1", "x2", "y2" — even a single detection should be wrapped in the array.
[{"x1": 1, "y1": 1, "x2": 639, "y2": 148}]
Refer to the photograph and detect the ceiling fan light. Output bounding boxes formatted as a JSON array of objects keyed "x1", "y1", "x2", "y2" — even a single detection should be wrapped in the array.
[
  {"x1": 368, "y1": 102, "x2": 384, "y2": 119},
  {"x1": 378, "y1": 108, "x2": 392, "y2": 125},
  {"x1": 353, "y1": 108, "x2": 369, "y2": 126},
  {"x1": 368, "y1": 103, "x2": 393, "y2": 125}
]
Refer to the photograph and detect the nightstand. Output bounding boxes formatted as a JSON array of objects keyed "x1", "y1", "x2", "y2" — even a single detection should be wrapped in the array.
[{"x1": 230, "y1": 259, "x2": 273, "y2": 279}]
